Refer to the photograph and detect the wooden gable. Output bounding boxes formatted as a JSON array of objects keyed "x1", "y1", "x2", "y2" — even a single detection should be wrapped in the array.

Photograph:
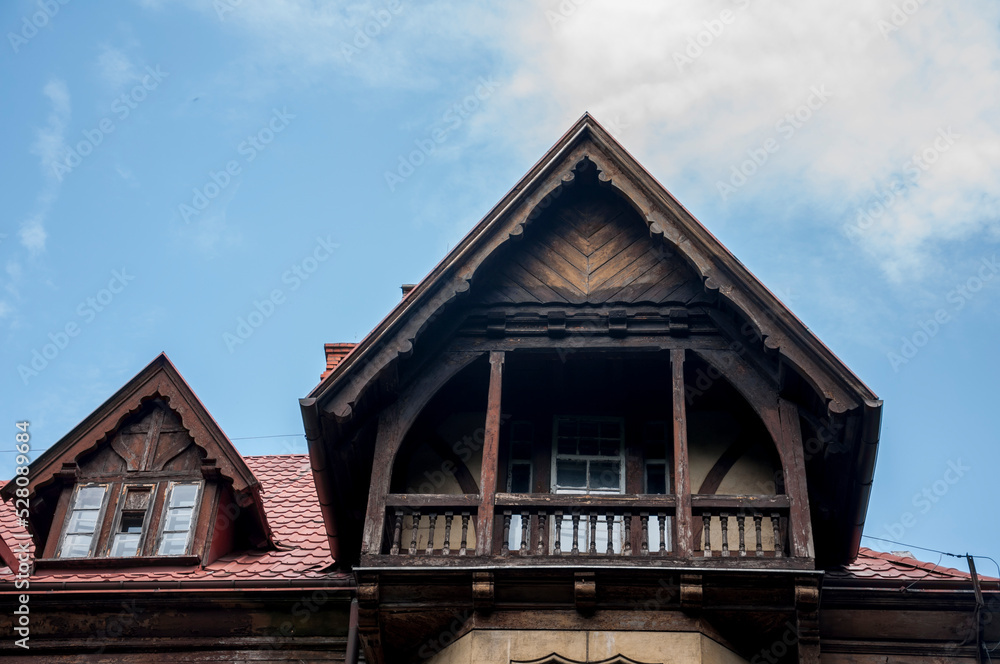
[
  {"x1": 474, "y1": 162, "x2": 709, "y2": 307},
  {"x1": 301, "y1": 113, "x2": 883, "y2": 569},
  {"x1": 1, "y1": 353, "x2": 271, "y2": 556}
]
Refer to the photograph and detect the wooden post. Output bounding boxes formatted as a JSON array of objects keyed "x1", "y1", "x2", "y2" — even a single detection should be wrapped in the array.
[
  {"x1": 778, "y1": 398, "x2": 815, "y2": 559},
  {"x1": 361, "y1": 405, "x2": 401, "y2": 557},
  {"x1": 476, "y1": 351, "x2": 505, "y2": 555},
  {"x1": 671, "y1": 349, "x2": 693, "y2": 557}
]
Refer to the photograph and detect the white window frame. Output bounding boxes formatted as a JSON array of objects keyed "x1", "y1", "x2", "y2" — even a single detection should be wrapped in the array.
[
  {"x1": 57, "y1": 483, "x2": 110, "y2": 559},
  {"x1": 155, "y1": 481, "x2": 203, "y2": 557},
  {"x1": 106, "y1": 483, "x2": 156, "y2": 558},
  {"x1": 549, "y1": 416, "x2": 626, "y2": 554}
]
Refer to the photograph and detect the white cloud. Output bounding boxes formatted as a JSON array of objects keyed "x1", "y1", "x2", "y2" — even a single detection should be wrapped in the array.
[
  {"x1": 96, "y1": 44, "x2": 141, "y2": 89},
  {"x1": 477, "y1": 1, "x2": 1000, "y2": 282},
  {"x1": 19, "y1": 214, "x2": 48, "y2": 254},
  {"x1": 19, "y1": 79, "x2": 72, "y2": 256},
  {"x1": 30, "y1": 79, "x2": 71, "y2": 182},
  {"x1": 145, "y1": 0, "x2": 1000, "y2": 281}
]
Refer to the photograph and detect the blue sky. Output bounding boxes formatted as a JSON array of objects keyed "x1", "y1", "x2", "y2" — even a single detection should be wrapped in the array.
[{"x1": 2, "y1": 1, "x2": 998, "y2": 569}]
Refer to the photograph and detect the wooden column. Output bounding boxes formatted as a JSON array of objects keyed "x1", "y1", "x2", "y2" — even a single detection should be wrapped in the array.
[
  {"x1": 476, "y1": 351, "x2": 505, "y2": 555},
  {"x1": 778, "y1": 398, "x2": 815, "y2": 559},
  {"x1": 671, "y1": 349, "x2": 693, "y2": 557},
  {"x1": 361, "y1": 404, "x2": 401, "y2": 557}
]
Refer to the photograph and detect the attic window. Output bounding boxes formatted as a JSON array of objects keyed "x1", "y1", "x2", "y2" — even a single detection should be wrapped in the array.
[
  {"x1": 58, "y1": 485, "x2": 108, "y2": 558},
  {"x1": 108, "y1": 485, "x2": 152, "y2": 557},
  {"x1": 157, "y1": 482, "x2": 201, "y2": 556}
]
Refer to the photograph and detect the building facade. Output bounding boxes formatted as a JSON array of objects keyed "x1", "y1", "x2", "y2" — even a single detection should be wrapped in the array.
[{"x1": 2, "y1": 115, "x2": 997, "y2": 663}]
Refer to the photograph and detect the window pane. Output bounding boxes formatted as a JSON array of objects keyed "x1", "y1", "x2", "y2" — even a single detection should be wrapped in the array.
[
  {"x1": 66, "y1": 509, "x2": 99, "y2": 535},
  {"x1": 110, "y1": 533, "x2": 141, "y2": 557},
  {"x1": 598, "y1": 439, "x2": 620, "y2": 456},
  {"x1": 555, "y1": 460, "x2": 587, "y2": 488},
  {"x1": 76, "y1": 486, "x2": 106, "y2": 510},
  {"x1": 169, "y1": 484, "x2": 199, "y2": 508},
  {"x1": 511, "y1": 440, "x2": 532, "y2": 461},
  {"x1": 590, "y1": 461, "x2": 621, "y2": 490},
  {"x1": 158, "y1": 532, "x2": 190, "y2": 556},
  {"x1": 119, "y1": 512, "x2": 145, "y2": 534},
  {"x1": 164, "y1": 507, "x2": 194, "y2": 532},
  {"x1": 579, "y1": 420, "x2": 599, "y2": 438},
  {"x1": 60, "y1": 534, "x2": 94, "y2": 558},
  {"x1": 556, "y1": 437, "x2": 576, "y2": 455},
  {"x1": 646, "y1": 463, "x2": 667, "y2": 494},
  {"x1": 509, "y1": 463, "x2": 531, "y2": 493},
  {"x1": 578, "y1": 436, "x2": 599, "y2": 456}
]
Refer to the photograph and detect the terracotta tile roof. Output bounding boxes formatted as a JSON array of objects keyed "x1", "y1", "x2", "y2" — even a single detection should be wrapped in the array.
[
  {"x1": 0, "y1": 455, "x2": 348, "y2": 588},
  {"x1": 828, "y1": 547, "x2": 1000, "y2": 586}
]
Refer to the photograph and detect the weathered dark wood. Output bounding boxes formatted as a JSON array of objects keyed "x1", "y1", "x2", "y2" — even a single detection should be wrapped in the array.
[
  {"x1": 385, "y1": 494, "x2": 479, "y2": 508},
  {"x1": 361, "y1": 403, "x2": 402, "y2": 556},
  {"x1": 779, "y1": 398, "x2": 815, "y2": 559},
  {"x1": 476, "y1": 351, "x2": 505, "y2": 555},
  {"x1": 671, "y1": 349, "x2": 693, "y2": 557},
  {"x1": 690, "y1": 495, "x2": 790, "y2": 509},
  {"x1": 495, "y1": 493, "x2": 676, "y2": 508}
]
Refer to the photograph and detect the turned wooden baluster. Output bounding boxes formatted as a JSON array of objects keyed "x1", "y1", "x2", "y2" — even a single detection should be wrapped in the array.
[
  {"x1": 554, "y1": 511, "x2": 563, "y2": 555},
  {"x1": 771, "y1": 513, "x2": 783, "y2": 557},
  {"x1": 426, "y1": 512, "x2": 438, "y2": 555},
  {"x1": 640, "y1": 512, "x2": 649, "y2": 555},
  {"x1": 623, "y1": 512, "x2": 632, "y2": 556},
  {"x1": 501, "y1": 511, "x2": 512, "y2": 555},
  {"x1": 442, "y1": 512, "x2": 454, "y2": 556},
  {"x1": 571, "y1": 512, "x2": 581, "y2": 555},
  {"x1": 536, "y1": 512, "x2": 547, "y2": 555},
  {"x1": 720, "y1": 512, "x2": 730, "y2": 557},
  {"x1": 737, "y1": 514, "x2": 746, "y2": 557},
  {"x1": 520, "y1": 511, "x2": 530, "y2": 555},
  {"x1": 409, "y1": 510, "x2": 421, "y2": 555},
  {"x1": 753, "y1": 514, "x2": 763, "y2": 556},
  {"x1": 459, "y1": 511, "x2": 470, "y2": 556},
  {"x1": 588, "y1": 512, "x2": 598, "y2": 554},
  {"x1": 702, "y1": 514, "x2": 712, "y2": 556},
  {"x1": 658, "y1": 512, "x2": 667, "y2": 554},
  {"x1": 390, "y1": 509, "x2": 403, "y2": 555},
  {"x1": 605, "y1": 512, "x2": 614, "y2": 554}
]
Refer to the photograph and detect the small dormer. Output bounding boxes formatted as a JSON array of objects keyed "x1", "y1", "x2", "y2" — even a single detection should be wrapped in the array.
[{"x1": 1, "y1": 354, "x2": 272, "y2": 567}]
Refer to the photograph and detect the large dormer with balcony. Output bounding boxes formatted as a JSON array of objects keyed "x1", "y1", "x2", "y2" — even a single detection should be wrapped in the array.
[{"x1": 300, "y1": 115, "x2": 883, "y2": 664}]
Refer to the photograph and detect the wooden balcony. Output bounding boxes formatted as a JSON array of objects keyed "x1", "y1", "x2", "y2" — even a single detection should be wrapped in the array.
[{"x1": 366, "y1": 492, "x2": 805, "y2": 569}]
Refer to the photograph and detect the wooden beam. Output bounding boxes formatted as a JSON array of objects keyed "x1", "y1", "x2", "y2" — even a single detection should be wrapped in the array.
[
  {"x1": 779, "y1": 399, "x2": 815, "y2": 559},
  {"x1": 476, "y1": 351, "x2": 505, "y2": 555},
  {"x1": 671, "y1": 349, "x2": 693, "y2": 557},
  {"x1": 361, "y1": 404, "x2": 401, "y2": 556}
]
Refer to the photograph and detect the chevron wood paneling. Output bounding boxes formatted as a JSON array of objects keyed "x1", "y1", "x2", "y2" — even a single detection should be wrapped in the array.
[{"x1": 476, "y1": 192, "x2": 705, "y2": 306}]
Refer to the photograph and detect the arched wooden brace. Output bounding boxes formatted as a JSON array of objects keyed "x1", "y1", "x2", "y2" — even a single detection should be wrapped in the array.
[
  {"x1": 691, "y1": 349, "x2": 815, "y2": 559},
  {"x1": 360, "y1": 350, "x2": 485, "y2": 556}
]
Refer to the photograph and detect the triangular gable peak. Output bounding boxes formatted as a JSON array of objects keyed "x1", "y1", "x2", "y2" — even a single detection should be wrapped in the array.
[
  {"x1": 2, "y1": 353, "x2": 271, "y2": 558},
  {"x1": 309, "y1": 114, "x2": 877, "y2": 423}
]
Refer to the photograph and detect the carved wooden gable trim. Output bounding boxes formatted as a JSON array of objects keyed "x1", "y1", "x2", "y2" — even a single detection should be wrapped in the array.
[
  {"x1": 4, "y1": 353, "x2": 263, "y2": 511},
  {"x1": 475, "y1": 168, "x2": 709, "y2": 307},
  {"x1": 79, "y1": 398, "x2": 205, "y2": 478}
]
